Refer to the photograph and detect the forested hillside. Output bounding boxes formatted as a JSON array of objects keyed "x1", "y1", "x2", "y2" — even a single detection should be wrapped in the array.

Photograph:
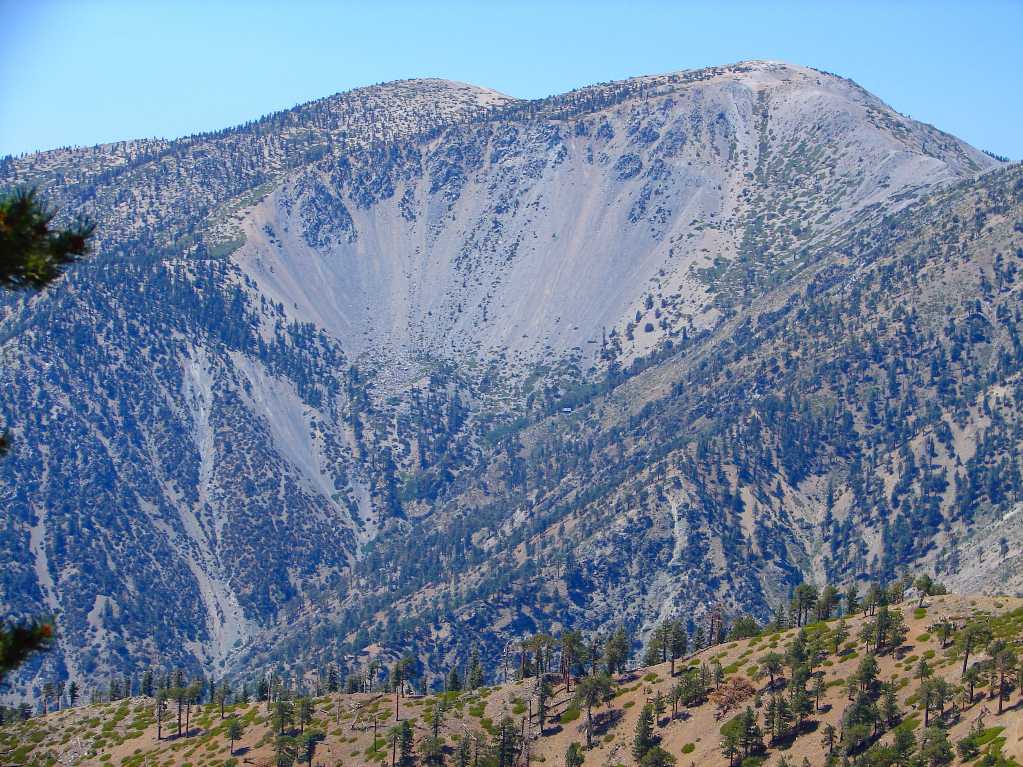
[
  {"x1": 0, "y1": 61, "x2": 1017, "y2": 699},
  {"x1": 246, "y1": 162, "x2": 1023, "y2": 683}
]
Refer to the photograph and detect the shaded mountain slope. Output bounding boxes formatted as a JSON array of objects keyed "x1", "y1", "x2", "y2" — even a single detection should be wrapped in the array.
[
  {"x1": 0, "y1": 62, "x2": 1011, "y2": 694},
  {"x1": 257, "y1": 163, "x2": 1023, "y2": 680}
]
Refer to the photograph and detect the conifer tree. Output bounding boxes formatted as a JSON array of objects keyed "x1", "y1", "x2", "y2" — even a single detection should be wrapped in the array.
[
  {"x1": 466, "y1": 647, "x2": 484, "y2": 690},
  {"x1": 844, "y1": 583, "x2": 860, "y2": 616},
  {"x1": 297, "y1": 697, "x2": 314, "y2": 734},
  {"x1": 227, "y1": 717, "x2": 245, "y2": 755},
  {"x1": 423, "y1": 701, "x2": 445, "y2": 766},
  {"x1": 573, "y1": 673, "x2": 613, "y2": 748},
  {"x1": 456, "y1": 733, "x2": 472, "y2": 767},
  {"x1": 652, "y1": 689, "x2": 666, "y2": 724},
  {"x1": 274, "y1": 734, "x2": 299, "y2": 767},
  {"x1": 957, "y1": 622, "x2": 993, "y2": 676},
  {"x1": 300, "y1": 731, "x2": 323, "y2": 767},
  {"x1": 537, "y1": 676, "x2": 552, "y2": 734},
  {"x1": 492, "y1": 717, "x2": 518, "y2": 767},
  {"x1": 639, "y1": 747, "x2": 676, "y2": 767},
  {"x1": 559, "y1": 631, "x2": 584, "y2": 690},
  {"x1": 604, "y1": 626, "x2": 630, "y2": 676},
  {"x1": 632, "y1": 703, "x2": 655, "y2": 761},
  {"x1": 821, "y1": 722, "x2": 837, "y2": 753},
  {"x1": 446, "y1": 666, "x2": 462, "y2": 692},
  {"x1": 667, "y1": 621, "x2": 688, "y2": 677},
  {"x1": 831, "y1": 618, "x2": 850, "y2": 655},
  {"x1": 272, "y1": 698, "x2": 295, "y2": 735},
  {"x1": 155, "y1": 690, "x2": 167, "y2": 741},
  {"x1": 758, "y1": 651, "x2": 784, "y2": 689}
]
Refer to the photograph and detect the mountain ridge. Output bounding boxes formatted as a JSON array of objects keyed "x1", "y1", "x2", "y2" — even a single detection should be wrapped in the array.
[{"x1": 0, "y1": 62, "x2": 1017, "y2": 698}]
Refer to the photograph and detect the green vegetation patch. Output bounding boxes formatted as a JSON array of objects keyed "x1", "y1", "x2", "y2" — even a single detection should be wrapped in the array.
[{"x1": 559, "y1": 705, "x2": 581, "y2": 723}]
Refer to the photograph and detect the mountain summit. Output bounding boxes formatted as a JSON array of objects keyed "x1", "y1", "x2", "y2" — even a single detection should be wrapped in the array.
[{"x1": 0, "y1": 62, "x2": 1017, "y2": 690}]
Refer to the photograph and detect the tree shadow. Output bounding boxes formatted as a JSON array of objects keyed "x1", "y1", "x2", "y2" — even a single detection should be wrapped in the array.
[
  {"x1": 771, "y1": 719, "x2": 821, "y2": 750},
  {"x1": 591, "y1": 708, "x2": 624, "y2": 736}
]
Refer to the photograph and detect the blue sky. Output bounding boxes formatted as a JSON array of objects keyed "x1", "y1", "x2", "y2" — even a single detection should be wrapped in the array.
[{"x1": 1, "y1": 0, "x2": 1020, "y2": 159}]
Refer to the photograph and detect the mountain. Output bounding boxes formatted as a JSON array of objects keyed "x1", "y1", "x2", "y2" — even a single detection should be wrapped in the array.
[
  {"x1": 4, "y1": 594, "x2": 1022, "y2": 767},
  {"x1": 0, "y1": 61, "x2": 1018, "y2": 694}
]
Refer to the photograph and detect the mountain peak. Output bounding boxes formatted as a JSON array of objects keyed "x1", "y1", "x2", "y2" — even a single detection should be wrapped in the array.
[{"x1": 0, "y1": 62, "x2": 1017, "y2": 697}]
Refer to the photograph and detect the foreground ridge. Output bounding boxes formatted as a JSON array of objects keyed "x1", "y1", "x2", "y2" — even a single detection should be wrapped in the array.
[{"x1": 2, "y1": 593, "x2": 1020, "y2": 767}]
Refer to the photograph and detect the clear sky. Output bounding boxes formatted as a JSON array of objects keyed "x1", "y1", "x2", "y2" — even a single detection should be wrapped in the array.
[{"x1": 1, "y1": 0, "x2": 1020, "y2": 159}]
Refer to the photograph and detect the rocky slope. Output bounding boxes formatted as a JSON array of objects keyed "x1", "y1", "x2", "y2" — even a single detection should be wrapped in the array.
[{"x1": 0, "y1": 61, "x2": 1015, "y2": 695}]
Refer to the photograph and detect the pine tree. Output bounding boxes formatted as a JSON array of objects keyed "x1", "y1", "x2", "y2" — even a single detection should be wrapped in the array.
[
  {"x1": 991, "y1": 645, "x2": 1017, "y2": 714},
  {"x1": 632, "y1": 703, "x2": 655, "y2": 761},
  {"x1": 423, "y1": 702, "x2": 445, "y2": 766},
  {"x1": 272, "y1": 698, "x2": 295, "y2": 735},
  {"x1": 456, "y1": 734, "x2": 472, "y2": 767},
  {"x1": 831, "y1": 618, "x2": 850, "y2": 655},
  {"x1": 813, "y1": 673, "x2": 826, "y2": 711},
  {"x1": 639, "y1": 747, "x2": 676, "y2": 767},
  {"x1": 559, "y1": 631, "x2": 584, "y2": 691},
  {"x1": 844, "y1": 583, "x2": 860, "y2": 616},
  {"x1": 604, "y1": 626, "x2": 630, "y2": 676},
  {"x1": 0, "y1": 621, "x2": 53, "y2": 684},
  {"x1": 274, "y1": 734, "x2": 299, "y2": 767},
  {"x1": 667, "y1": 621, "x2": 688, "y2": 677},
  {"x1": 297, "y1": 697, "x2": 314, "y2": 734},
  {"x1": 880, "y1": 684, "x2": 900, "y2": 727},
  {"x1": 720, "y1": 727, "x2": 741, "y2": 767},
  {"x1": 738, "y1": 706, "x2": 763, "y2": 757},
  {"x1": 652, "y1": 689, "x2": 666, "y2": 724},
  {"x1": 446, "y1": 666, "x2": 462, "y2": 692},
  {"x1": 300, "y1": 731, "x2": 322, "y2": 767},
  {"x1": 227, "y1": 718, "x2": 245, "y2": 755},
  {"x1": 0, "y1": 186, "x2": 93, "y2": 465},
  {"x1": 893, "y1": 726, "x2": 917, "y2": 766},
  {"x1": 914, "y1": 574, "x2": 934, "y2": 607},
  {"x1": 822, "y1": 722, "x2": 837, "y2": 754},
  {"x1": 155, "y1": 691, "x2": 166, "y2": 741},
  {"x1": 758, "y1": 652, "x2": 784, "y2": 689},
  {"x1": 918, "y1": 726, "x2": 953, "y2": 767},
  {"x1": 958, "y1": 622, "x2": 994, "y2": 677},
  {"x1": 537, "y1": 676, "x2": 552, "y2": 734},
  {"x1": 573, "y1": 673, "x2": 613, "y2": 748},
  {"x1": 467, "y1": 647, "x2": 484, "y2": 690},
  {"x1": 565, "y1": 742, "x2": 584, "y2": 767},
  {"x1": 493, "y1": 716, "x2": 518, "y2": 767}
]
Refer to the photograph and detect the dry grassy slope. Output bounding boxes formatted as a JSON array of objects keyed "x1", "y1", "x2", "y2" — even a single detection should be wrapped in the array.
[{"x1": 5, "y1": 595, "x2": 1021, "y2": 767}]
